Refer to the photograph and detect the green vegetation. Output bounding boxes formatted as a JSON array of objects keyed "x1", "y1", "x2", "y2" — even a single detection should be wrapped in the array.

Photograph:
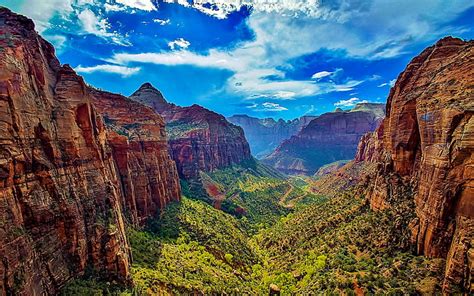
[
  {"x1": 165, "y1": 120, "x2": 208, "y2": 139},
  {"x1": 61, "y1": 162, "x2": 443, "y2": 295},
  {"x1": 129, "y1": 197, "x2": 259, "y2": 294}
]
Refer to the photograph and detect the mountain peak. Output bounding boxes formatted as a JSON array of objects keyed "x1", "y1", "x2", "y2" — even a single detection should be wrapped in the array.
[
  {"x1": 130, "y1": 82, "x2": 169, "y2": 112},
  {"x1": 138, "y1": 82, "x2": 156, "y2": 90},
  {"x1": 350, "y1": 103, "x2": 385, "y2": 118}
]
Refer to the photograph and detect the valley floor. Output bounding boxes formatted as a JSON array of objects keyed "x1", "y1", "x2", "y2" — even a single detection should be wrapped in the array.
[{"x1": 62, "y1": 161, "x2": 446, "y2": 295}]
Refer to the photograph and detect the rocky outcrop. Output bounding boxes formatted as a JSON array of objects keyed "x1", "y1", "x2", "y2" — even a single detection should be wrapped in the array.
[
  {"x1": 227, "y1": 115, "x2": 317, "y2": 158},
  {"x1": 0, "y1": 8, "x2": 131, "y2": 295},
  {"x1": 355, "y1": 37, "x2": 473, "y2": 293},
  {"x1": 130, "y1": 83, "x2": 252, "y2": 179},
  {"x1": 314, "y1": 160, "x2": 350, "y2": 178},
  {"x1": 90, "y1": 89, "x2": 181, "y2": 225},
  {"x1": 264, "y1": 103, "x2": 385, "y2": 175}
]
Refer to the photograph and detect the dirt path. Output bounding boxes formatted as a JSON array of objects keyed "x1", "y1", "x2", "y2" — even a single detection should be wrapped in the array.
[
  {"x1": 278, "y1": 183, "x2": 295, "y2": 207},
  {"x1": 278, "y1": 183, "x2": 310, "y2": 208}
]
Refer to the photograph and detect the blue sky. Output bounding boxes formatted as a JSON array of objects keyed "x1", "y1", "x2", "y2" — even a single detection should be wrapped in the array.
[{"x1": 2, "y1": 0, "x2": 473, "y2": 119}]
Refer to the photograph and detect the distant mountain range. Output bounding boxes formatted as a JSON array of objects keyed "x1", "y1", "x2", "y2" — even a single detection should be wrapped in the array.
[
  {"x1": 227, "y1": 115, "x2": 317, "y2": 158},
  {"x1": 262, "y1": 103, "x2": 385, "y2": 175}
]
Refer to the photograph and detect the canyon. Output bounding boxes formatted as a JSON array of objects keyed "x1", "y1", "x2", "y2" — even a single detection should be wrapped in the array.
[{"x1": 0, "y1": 6, "x2": 473, "y2": 296}]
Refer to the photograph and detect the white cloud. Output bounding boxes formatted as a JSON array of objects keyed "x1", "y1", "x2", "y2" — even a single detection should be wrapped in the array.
[
  {"x1": 39, "y1": 0, "x2": 466, "y2": 104},
  {"x1": 45, "y1": 34, "x2": 67, "y2": 50},
  {"x1": 104, "y1": 3, "x2": 127, "y2": 12},
  {"x1": 153, "y1": 18, "x2": 171, "y2": 25},
  {"x1": 168, "y1": 38, "x2": 191, "y2": 50},
  {"x1": 109, "y1": 48, "x2": 364, "y2": 100},
  {"x1": 301, "y1": 104, "x2": 317, "y2": 115},
  {"x1": 20, "y1": 0, "x2": 74, "y2": 32},
  {"x1": 256, "y1": 102, "x2": 288, "y2": 112},
  {"x1": 184, "y1": 0, "x2": 346, "y2": 20},
  {"x1": 334, "y1": 97, "x2": 369, "y2": 108},
  {"x1": 116, "y1": 0, "x2": 156, "y2": 11},
  {"x1": 77, "y1": 9, "x2": 130, "y2": 45},
  {"x1": 78, "y1": 9, "x2": 108, "y2": 36},
  {"x1": 369, "y1": 74, "x2": 382, "y2": 81},
  {"x1": 246, "y1": 103, "x2": 258, "y2": 109},
  {"x1": 378, "y1": 78, "x2": 397, "y2": 87},
  {"x1": 75, "y1": 64, "x2": 141, "y2": 77},
  {"x1": 311, "y1": 71, "x2": 333, "y2": 80}
]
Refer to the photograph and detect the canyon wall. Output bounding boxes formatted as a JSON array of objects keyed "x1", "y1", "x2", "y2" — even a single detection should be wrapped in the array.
[
  {"x1": 91, "y1": 90, "x2": 181, "y2": 225},
  {"x1": 356, "y1": 37, "x2": 473, "y2": 293},
  {"x1": 264, "y1": 103, "x2": 385, "y2": 175},
  {"x1": 130, "y1": 83, "x2": 252, "y2": 179},
  {"x1": 0, "y1": 9, "x2": 131, "y2": 294},
  {"x1": 0, "y1": 8, "x2": 181, "y2": 294}
]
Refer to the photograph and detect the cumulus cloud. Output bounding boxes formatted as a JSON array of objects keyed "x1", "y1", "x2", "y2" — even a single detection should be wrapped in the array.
[
  {"x1": 256, "y1": 102, "x2": 288, "y2": 112},
  {"x1": 153, "y1": 18, "x2": 171, "y2": 25},
  {"x1": 115, "y1": 0, "x2": 156, "y2": 11},
  {"x1": 168, "y1": 38, "x2": 191, "y2": 50},
  {"x1": 181, "y1": 0, "x2": 346, "y2": 20},
  {"x1": 75, "y1": 64, "x2": 141, "y2": 77},
  {"x1": 334, "y1": 97, "x2": 368, "y2": 107}
]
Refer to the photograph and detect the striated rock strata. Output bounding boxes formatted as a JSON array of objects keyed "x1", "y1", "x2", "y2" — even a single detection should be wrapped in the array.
[
  {"x1": 0, "y1": 8, "x2": 182, "y2": 295},
  {"x1": 264, "y1": 103, "x2": 385, "y2": 175},
  {"x1": 90, "y1": 89, "x2": 181, "y2": 225},
  {"x1": 130, "y1": 83, "x2": 252, "y2": 179},
  {"x1": 0, "y1": 8, "x2": 131, "y2": 295},
  {"x1": 355, "y1": 37, "x2": 473, "y2": 293},
  {"x1": 227, "y1": 114, "x2": 317, "y2": 159}
]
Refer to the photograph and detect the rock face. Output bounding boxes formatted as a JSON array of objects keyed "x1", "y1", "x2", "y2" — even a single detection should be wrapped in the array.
[
  {"x1": 314, "y1": 160, "x2": 350, "y2": 178},
  {"x1": 227, "y1": 115, "x2": 317, "y2": 158},
  {"x1": 0, "y1": 8, "x2": 183, "y2": 295},
  {"x1": 355, "y1": 37, "x2": 473, "y2": 293},
  {"x1": 264, "y1": 103, "x2": 385, "y2": 175},
  {"x1": 130, "y1": 83, "x2": 252, "y2": 179},
  {"x1": 0, "y1": 8, "x2": 131, "y2": 294},
  {"x1": 90, "y1": 89, "x2": 181, "y2": 225}
]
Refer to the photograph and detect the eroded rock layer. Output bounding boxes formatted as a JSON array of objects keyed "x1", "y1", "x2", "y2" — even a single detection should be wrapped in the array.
[
  {"x1": 356, "y1": 37, "x2": 473, "y2": 293},
  {"x1": 91, "y1": 90, "x2": 181, "y2": 225},
  {"x1": 264, "y1": 103, "x2": 385, "y2": 175},
  {"x1": 130, "y1": 83, "x2": 252, "y2": 179},
  {"x1": 0, "y1": 8, "x2": 130, "y2": 295}
]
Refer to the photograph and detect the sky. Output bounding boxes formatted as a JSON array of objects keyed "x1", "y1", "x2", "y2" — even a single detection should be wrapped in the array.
[{"x1": 1, "y1": 0, "x2": 473, "y2": 120}]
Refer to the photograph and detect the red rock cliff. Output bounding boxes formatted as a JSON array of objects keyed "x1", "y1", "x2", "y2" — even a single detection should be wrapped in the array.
[
  {"x1": 0, "y1": 8, "x2": 131, "y2": 295},
  {"x1": 90, "y1": 89, "x2": 181, "y2": 225},
  {"x1": 356, "y1": 37, "x2": 473, "y2": 293},
  {"x1": 130, "y1": 83, "x2": 252, "y2": 179},
  {"x1": 264, "y1": 103, "x2": 385, "y2": 175}
]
